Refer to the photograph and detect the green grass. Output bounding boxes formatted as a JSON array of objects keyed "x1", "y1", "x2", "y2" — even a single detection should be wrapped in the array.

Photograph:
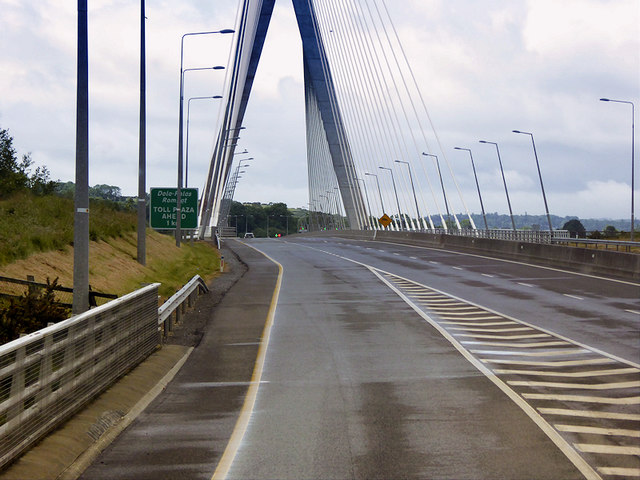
[
  {"x1": 0, "y1": 192, "x2": 136, "y2": 266},
  {"x1": 122, "y1": 241, "x2": 221, "y2": 299}
]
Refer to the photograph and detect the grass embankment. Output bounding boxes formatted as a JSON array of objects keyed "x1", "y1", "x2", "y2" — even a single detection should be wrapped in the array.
[{"x1": 0, "y1": 192, "x2": 220, "y2": 300}]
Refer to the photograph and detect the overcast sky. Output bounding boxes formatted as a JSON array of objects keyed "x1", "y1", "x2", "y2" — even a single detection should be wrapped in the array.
[{"x1": 1, "y1": 0, "x2": 638, "y2": 221}]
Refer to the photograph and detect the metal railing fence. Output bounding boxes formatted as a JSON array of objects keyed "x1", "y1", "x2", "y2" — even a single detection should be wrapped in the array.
[
  {"x1": 0, "y1": 284, "x2": 160, "y2": 470},
  {"x1": 158, "y1": 275, "x2": 209, "y2": 336}
]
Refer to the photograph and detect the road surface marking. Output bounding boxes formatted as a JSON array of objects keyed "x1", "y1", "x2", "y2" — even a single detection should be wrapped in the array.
[
  {"x1": 626, "y1": 309, "x2": 640, "y2": 315},
  {"x1": 393, "y1": 252, "x2": 400, "y2": 255},
  {"x1": 483, "y1": 358, "x2": 615, "y2": 367},
  {"x1": 497, "y1": 368, "x2": 639, "y2": 378},
  {"x1": 556, "y1": 425, "x2": 640, "y2": 437},
  {"x1": 563, "y1": 294, "x2": 584, "y2": 300},
  {"x1": 443, "y1": 321, "x2": 516, "y2": 327},
  {"x1": 539, "y1": 408, "x2": 640, "y2": 421},
  {"x1": 517, "y1": 282, "x2": 535, "y2": 287},
  {"x1": 481, "y1": 273, "x2": 495, "y2": 278},
  {"x1": 410, "y1": 256, "x2": 418, "y2": 259},
  {"x1": 455, "y1": 333, "x2": 550, "y2": 340},
  {"x1": 449, "y1": 326, "x2": 534, "y2": 333},
  {"x1": 576, "y1": 444, "x2": 640, "y2": 455},
  {"x1": 507, "y1": 380, "x2": 640, "y2": 390},
  {"x1": 597, "y1": 467, "x2": 640, "y2": 477},
  {"x1": 463, "y1": 341, "x2": 570, "y2": 348},
  {"x1": 429, "y1": 261, "x2": 440, "y2": 265},
  {"x1": 452, "y1": 266, "x2": 463, "y2": 270},
  {"x1": 522, "y1": 393, "x2": 640, "y2": 405},
  {"x1": 471, "y1": 348, "x2": 587, "y2": 357},
  {"x1": 212, "y1": 245, "x2": 283, "y2": 480}
]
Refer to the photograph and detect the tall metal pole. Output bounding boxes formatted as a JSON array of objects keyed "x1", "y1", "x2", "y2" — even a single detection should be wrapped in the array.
[
  {"x1": 600, "y1": 98, "x2": 635, "y2": 241},
  {"x1": 455, "y1": 147, "x2": 488, "y2": 231},
  {"x1": 480, "y1": 141, "x2": 516, "y2": 232},
  {"x1": 422, "y1": 153, "x2": 451, "y2": 227},
  {"x1": 73, "y1": 0, "x2": 90, "y2": 314},
  {"x1": 177, "y1": 29, "x2": 233, "y2": 247},
  {"x1": 379, "y1": 166, "x2": 402, "y2": 229},
  {"x1": 137, "y1": 0, "x2": 146, "y2": 266},
  {"x1": 512, "y1": 131, "x2": 553, "y2": 234},
  {"x1": 358, "y1": 178, "x2": 374, "y2": 230},
  {"x1": 395, "y1": 160, "x2": 421, "y2": 230}
]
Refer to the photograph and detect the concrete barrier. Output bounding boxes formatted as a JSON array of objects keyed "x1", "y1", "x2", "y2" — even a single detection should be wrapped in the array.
[{"x1": 300, "y1": 230, "x2": 640, "y2": 281}]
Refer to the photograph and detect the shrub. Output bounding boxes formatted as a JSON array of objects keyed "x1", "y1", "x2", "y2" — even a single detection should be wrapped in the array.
[{"x1": 0, "y1": 278, "x2": 71, "y2": 344}]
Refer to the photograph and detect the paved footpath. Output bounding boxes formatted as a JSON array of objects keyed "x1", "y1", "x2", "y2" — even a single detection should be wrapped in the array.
[{"x1": 0, "y1": 240, "x2": 274, "y2": 480}]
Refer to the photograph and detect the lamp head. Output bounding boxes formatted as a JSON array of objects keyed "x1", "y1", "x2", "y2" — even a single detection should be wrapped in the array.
[
  {"x1": 219, "y1": 29, "x2": 235, "y2": 34},
  {"x1": 600, "y1": 98, "x2": 610, "y2": 102}
]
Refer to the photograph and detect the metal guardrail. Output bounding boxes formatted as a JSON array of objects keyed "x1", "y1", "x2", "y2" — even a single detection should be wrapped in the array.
[
  {"x1": 0, "y1": 274, "x2": 210, "y2": 471},
  {"x1": 0, "y1": 284, "x2": 160, "y2": 470},
  {"x1": 158, "y1": 275, "x2": 209, "y2": 337},
  {"x1": 368, "y1": 228, "x2": 570, "y2": 244},
  {"x1": 552, "y1": 237, "x2": 640, "y2": 252}
]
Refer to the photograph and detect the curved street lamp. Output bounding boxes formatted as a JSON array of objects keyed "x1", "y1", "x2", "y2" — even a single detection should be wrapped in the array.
[
  {"x1": 177, "y1": 28, "x2": 234, "y2": 246},
  {"x1": 395, "y1": 160, "x2": 422, "y2": 230},
  {"x1": 479, "y1": 140, "x2": 516, "y2": 232},
  {"x1": 422, "y1": 152, "x2": 451, "y2": 227},
  {"x1": 379, "y1": 166, "x2": 403, "y2": 229},
  {"x1": 186, "y1": 95, "x2": 222, "y2": 187},
  {"x1": 512, "y1": 130, "x2": 553, "y2": 234},
  {"x1": 600, "y1": 98, "x2": 635, "y2": 241},
  {"x1": 454, "y1": 147, "x2": 488, "y2": 231}
]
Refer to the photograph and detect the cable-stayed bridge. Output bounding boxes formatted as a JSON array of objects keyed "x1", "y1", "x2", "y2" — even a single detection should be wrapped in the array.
[{"x1": 198, "y1": 0, "x2": 477, "y2": 237}]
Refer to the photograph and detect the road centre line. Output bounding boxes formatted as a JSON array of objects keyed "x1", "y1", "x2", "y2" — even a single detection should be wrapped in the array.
[
  {"x1": 538, "y1": 408, "x2": 640, "y2": 421},
  {"x1": 563, "y1": 294, "x2": 584, "y2": 300},
  {"x1": 517, "y1": 282, "x2": 535, "y2": 288},
  {"x1": 452, "y1": 266, "x2": 463, "y2": 270},
  {"x1": 361, "y1": 237, "x2": 640, "y2": 287},
  {"x1": 626, "y1": 309, "x2": 640, "y2": 315},
  {"x1": 481, "y1": 273, "x2": 495, "y2": 278},
  {"x1": 556, "y1": 424, "x2": 640, "y2": 438}
]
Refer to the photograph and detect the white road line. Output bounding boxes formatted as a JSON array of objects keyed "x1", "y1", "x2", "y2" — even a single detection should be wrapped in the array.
[
  {"x1": 539, "y1": 407, "x2": 640, "y2": 421},
  {"x1": 463, "y1": 341, "x2": 570, "y2": 348},
  {"x1": 563, "y1": 294, "x2": 584, "y2": 300},
  {"x1": 438, "y1": 315, "x2": 505, "y2": 321},
  {"x1": 429, "y1": 261, "x2": 440, "y2": 265},
  {"x1": 393, "y1": 252, "x2": 400, "y2": 256},
  {"x1": 597, "y1": 467, "x2": 640, "y2": 477},
  {"x1": 522, "y1": 393, "x2": 640, "y2": 405},
  {"x1": 517, "y1": 282, "x2": 535, "y2": 288},
  {"x1": 576, "y1": 443, "x2": 640, "y2": 455},
  {"x1": 429, "y1": 311, "x2": 486, "y2": 317},
  {"x1": 626, "y1": 309, "x2": 640, "y2": 315},
  {"x1": 508, "y1": 380, "x2": 640, "y2": 390},
  {"x1": 449, "y1": 326, "x2": 534, "y2": 333},
  {"x1": 428, "y1": 305, "x2": 479, "y2": 311},
  {"x1": 555, "y1": 425, "x2": 640, "y2": 438},
  {"x1": 496, "y1": 368, "x2": 639, "y2": 378},
  {"x1": 455, "y1": 333, "x2": 550, "y2": 340},
  {"x1": 481, "y1": 274, "x2": 495, "y2": 278},
  {"x1": 443, "y1": 321, "x2": 516, "y2": 327},
  {"x1": 452, "y1": 266, "x2": 463, "y2": 270},
  {"x1": 484, "y1": 358, "x2": 615, "y2": 367},
  {"x1": 471, "y1": 348, "x2": 587, "y2": 357},
  {"x1": 409, "y1": 256, "x2": 417, "y2": 259}
]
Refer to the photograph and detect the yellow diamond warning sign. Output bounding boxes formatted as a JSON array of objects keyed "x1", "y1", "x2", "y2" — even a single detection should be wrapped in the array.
[{"x1": 378, "y1": 214, "x2": 392, "y2": 228}]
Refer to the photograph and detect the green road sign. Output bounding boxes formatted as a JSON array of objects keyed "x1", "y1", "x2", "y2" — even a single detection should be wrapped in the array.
[{"x1": 150, "y1": 188, "x2": 198, "y2": 229}]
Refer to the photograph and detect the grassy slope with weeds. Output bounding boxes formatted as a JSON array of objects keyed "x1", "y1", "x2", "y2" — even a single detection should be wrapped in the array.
[
  {"x1": 0, "y1": 191, "x2": 221, "y2": 301},
  {"x1": 0, "y1": 192, "x2": 136, "y2": 266}
]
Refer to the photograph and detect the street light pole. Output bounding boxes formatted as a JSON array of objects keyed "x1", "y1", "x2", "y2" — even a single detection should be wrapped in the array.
[
  {"x1": 422, "y1": 152, "x2": 451, "y2": 228},
  {"x1": 379, "y1": 166, "x2": 402, "y2": 229},
  {"x1": 186, "y1": 95, "x2": 222, "y2": 187},
  {"x1": 455, "y1": 147, "x2": 488, "y2": 231},
  {"x1": 395, "y1": 160, "x2": 422, "y2": 230},
  {"x1": 512, "y1": 131, "x2": 553, "y2": 234},
  {"x1": 479, "y1": 140, "x2": 516, "y2": 232},
  {"x1": 137, "y1": 0, "x2": 147, "y2": 266},
  {"x1": 600, "y1": 98, "x2": 635, "y2": 241},
  {"x1": 177, "y1": 28, "x2": 234, "y2": 247},
  {"x1": 358, "y1": 178, "x2": 374, "y2": 230}
]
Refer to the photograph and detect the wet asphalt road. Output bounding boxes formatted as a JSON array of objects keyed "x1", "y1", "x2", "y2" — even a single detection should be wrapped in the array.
[{"x1": 81, "y1": 236, "x2": 639, "y2": 479}]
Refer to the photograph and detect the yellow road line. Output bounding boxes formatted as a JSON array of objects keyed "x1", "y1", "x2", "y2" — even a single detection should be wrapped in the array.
[{"x1": 211, "y1": 245, "x2": 283, "y2": 480}]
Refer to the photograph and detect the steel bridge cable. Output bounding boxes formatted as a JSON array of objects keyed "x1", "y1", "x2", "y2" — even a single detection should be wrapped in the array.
[{"x1": 379, "y1": 0, "x2": 475, "y2": 229}]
